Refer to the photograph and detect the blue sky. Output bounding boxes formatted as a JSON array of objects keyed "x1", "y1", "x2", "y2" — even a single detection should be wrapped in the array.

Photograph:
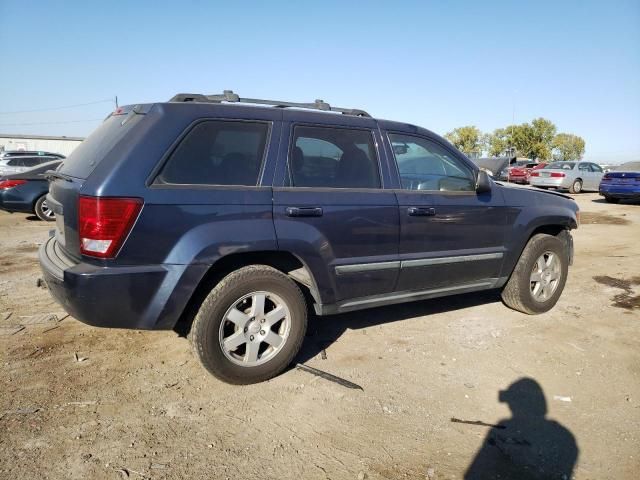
[{"x1": 0, "y1": 0, "x2": 638, "y2": 163}]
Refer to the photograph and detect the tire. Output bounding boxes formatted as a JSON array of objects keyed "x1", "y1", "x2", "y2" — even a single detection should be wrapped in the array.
[
  {"x1": 569, "y1": 179, "x2": 582, "y2": 194},
  {"x1": 190, "y1": 265, "x2": 307, "y2": 384},
  {"x1": 501, "y1": 234, "x2": 569, "y2": 314},
  {"x1": 604, "y1": 196, "x2": 620, "y2": 204},
  {"x1": 34, "y1": 195, "x2": 55, "y2": 221}
]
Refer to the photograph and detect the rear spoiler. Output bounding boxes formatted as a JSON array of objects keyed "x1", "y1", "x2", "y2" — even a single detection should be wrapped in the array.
[{"x1": 106, "y1": 104, "x2": 153, "y2": 124}]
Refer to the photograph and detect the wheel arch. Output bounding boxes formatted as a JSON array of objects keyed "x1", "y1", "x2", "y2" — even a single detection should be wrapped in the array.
[{"x1": 174, "y1": 250, "x2": 320, "y2": 335}]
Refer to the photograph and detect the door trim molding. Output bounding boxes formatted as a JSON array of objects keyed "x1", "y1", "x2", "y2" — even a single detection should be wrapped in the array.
[
  {"x1": 334, "y1": 252, "x2": 503, "y2": 275},
  {"x1": 335, "y1": 261, "x2": 400, "y2": 275},
  {"x1": 401, "y1": 252, "x2": 503, "y2": 268}
]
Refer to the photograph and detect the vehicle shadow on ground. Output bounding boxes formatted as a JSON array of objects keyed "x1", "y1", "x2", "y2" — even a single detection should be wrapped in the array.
[
  {"x1": 295, "y1": 290, "x2": 500, "y2": 364},
  {"x1": 463, "y1": 378, "x2": 578, "y2": 480}
]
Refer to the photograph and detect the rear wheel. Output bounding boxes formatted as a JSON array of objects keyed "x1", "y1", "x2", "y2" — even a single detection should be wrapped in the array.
[
  {"x1": 190, "y1": 265, "x2": 307, "y2": 384},
  {"x1": 569, "y1": 179, "x2": 582, "y2": 194},
  {"x1": 34, "y1": 195, "x2": 55, "y2": 222},
  {"x1": 604, "y1": 196, "x2": 620, "y2": 204},
  {"x1": 501, "y1": 234, "x2": 569, "y2": 314}
]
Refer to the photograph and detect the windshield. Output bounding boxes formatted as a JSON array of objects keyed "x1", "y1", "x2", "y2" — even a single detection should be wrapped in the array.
[{"x1": 546, "y1": 162, "x2": 575, "y2": 170}]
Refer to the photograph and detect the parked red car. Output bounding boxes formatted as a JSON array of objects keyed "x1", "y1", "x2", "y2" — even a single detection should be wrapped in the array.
[{"x1": 508, "y1": 162, "x2": 547, "y2": 184}]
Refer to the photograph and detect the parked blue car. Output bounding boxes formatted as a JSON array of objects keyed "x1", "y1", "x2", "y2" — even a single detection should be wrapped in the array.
[
  {"x1": 39, "y1": 91, "x2": 579, "y2": 384},
  {"x1": 0, "y1": 160, "x2": 62, "y2": 221},
  {"x1": 599, "y1": 161, "x2": 640, "y2": 203}
]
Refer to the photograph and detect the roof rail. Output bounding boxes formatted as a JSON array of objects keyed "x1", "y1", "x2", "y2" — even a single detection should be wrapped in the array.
[{"x1": 168, "y1": 90, "x2": 371, "y2": 118}]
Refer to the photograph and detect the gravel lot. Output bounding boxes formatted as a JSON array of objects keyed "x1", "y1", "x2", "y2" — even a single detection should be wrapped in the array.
[{"x1": 1, "y1": 193, "x2": 638, "y2": 480}]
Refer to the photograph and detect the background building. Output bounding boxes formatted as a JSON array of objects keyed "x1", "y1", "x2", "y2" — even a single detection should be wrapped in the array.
[{"x1": 0, "y1": 133, "x2": 84, "y2": 157}]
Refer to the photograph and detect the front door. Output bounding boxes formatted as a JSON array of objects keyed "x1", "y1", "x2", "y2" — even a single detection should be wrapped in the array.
[
  {"x1": 386, "y1": 132, "x2": 508, "y2": 292},
  {"x1": 272, "y1": 120, "x2": 399, "y2": 303}
]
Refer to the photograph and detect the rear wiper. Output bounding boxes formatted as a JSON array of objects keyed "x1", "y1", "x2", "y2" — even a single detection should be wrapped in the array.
[{"x1": 45, "y1": 170, "x2": 73, "y2": 182}]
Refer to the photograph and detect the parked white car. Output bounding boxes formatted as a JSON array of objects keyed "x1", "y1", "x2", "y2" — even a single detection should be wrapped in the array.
[
  {"x1": 529, "y1": 161, "x2": 604, "y2": 193},
  {"x1": 0, "y1": 155, "x2": 61, "y2": 177}
]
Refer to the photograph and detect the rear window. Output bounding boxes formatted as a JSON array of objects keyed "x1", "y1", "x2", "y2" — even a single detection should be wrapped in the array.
[
  {"x1": 59, "y1": 113, "x2": 144, "y2": 179},
  {"x1": 546, "y1": 162, "x2": 575, "y2": 170},
  {"x1": 157, "y1": 120, "x2": 269, "y2": 186}
]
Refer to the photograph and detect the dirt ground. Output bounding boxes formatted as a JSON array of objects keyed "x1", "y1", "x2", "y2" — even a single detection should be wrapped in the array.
[{"x1": 1, "y1": 193, "x2": 638, "y2": 480}]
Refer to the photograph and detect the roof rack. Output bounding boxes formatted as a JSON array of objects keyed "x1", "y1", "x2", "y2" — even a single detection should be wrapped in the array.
[{"x1": 168, "y1": 90, "x2": 371, "y2": 118}]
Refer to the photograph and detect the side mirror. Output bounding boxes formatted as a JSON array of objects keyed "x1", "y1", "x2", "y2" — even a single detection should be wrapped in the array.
[{"x1": 476, "y1": 169, "x2": 492, "y2": 194}]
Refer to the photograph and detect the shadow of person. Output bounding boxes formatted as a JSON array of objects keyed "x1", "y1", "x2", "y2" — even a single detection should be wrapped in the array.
[{"x1": 464, "y1": 378, "x2": 578, "y2": 480}]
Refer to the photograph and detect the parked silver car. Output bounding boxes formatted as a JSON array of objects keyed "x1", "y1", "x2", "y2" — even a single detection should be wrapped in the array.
[
  {"x1": 529, "y1": 161, "x2": 604, "y2": 193},
  {"x1": 0, "y1": 155, "x2": 61, "y2": 176}
]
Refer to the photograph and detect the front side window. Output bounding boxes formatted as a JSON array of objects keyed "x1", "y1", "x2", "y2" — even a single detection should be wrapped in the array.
[
  {"x1": 158, "y1": 120, "x2": 269, "y2": 186},
  {"x1": 288, "y1": 126, "x2": 380, "y2": 188},
  {"x1": 589, "y1": 163, "x2": 603, "y2": 172},
  {"x1": 388, "y1": 133, "x2": 475, "y2": 191}
]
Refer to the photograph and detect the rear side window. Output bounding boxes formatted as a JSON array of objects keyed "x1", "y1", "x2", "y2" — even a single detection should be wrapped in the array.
[
  {"x1": 22, "y1": 157, "x2": 42, "y2": 167},
  {"x1": 158, "y1": 121, "x2": 269, "y2": 186},
  {"x1": 288, "y1": 126, "x2": 380, "y2": 188}
]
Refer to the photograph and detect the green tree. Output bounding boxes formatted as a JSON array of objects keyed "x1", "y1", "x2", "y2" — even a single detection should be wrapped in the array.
[
  {"x1": 504, "y1": 118, "x2": 557, "y2": 160},
  {"x1": 444, "y1": 126, "x2": 484, "y2": 157},
  {"x1": 552, "y1": 133, "x2": 585, "y2": 161},
  {"x1": 487, "y1": 127, "x2": 514, "y2": 157}
]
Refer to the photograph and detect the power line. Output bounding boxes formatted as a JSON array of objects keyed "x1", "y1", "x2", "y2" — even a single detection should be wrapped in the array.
[
  {"x1": 0, "y1": 118, "x2": 104, "y2": 127},
  {"x1": 0, "y1": 99, "x2": 114, "y2": 115}
]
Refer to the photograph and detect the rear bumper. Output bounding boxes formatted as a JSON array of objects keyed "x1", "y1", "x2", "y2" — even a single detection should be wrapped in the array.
[
  {"x1": 599, "y1": 185, "x2": 640, "y2": 199},
  {"x1": 39, "y1": 236, "x2": 207, "y2": 330},
  {"x1": 530, "y1": 177, "x2": 568, "y2": 189},
  {"x1": 0, "y1": 191, "x2": 33, "y2": 213}
]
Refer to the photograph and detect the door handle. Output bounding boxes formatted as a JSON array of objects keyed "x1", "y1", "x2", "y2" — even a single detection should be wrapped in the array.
[
  {"x1": 286, "y1": 206, "x2": 323, "y2": 217},
  {"x1": 407, "y1": 207, "x2": 436, "y2": 217}
]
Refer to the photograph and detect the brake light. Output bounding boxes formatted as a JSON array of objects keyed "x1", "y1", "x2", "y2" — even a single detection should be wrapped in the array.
[
  {"x1": 78, "y1": 196, "x2": 143, "y2": 258},
  {"x1": 0, "y1": 179, "x2": 27, "y2": 190},
  {"x1": 602, "y1": 174, "x2": 611, "y2": 180},
  {"x1": 530, "y1": 171, "x2": 540, "y2": 177},
  {"x1": 550, "y1": 172, "x2": 566, "y2": 178}
]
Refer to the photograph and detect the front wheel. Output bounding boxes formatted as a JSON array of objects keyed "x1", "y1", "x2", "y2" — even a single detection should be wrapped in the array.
[
  {"x1": 190, "y1": 265, "x2": 307, "y2": 384},
  {"x1": 501, "y1": 234, "x2": 569, "y2": 314},
  {"x1": 34, "y1": 195, "x2": 55, "y2": 221},
  {"x1": 569, "y1": 179, "x2": 582, "y2": 194}
]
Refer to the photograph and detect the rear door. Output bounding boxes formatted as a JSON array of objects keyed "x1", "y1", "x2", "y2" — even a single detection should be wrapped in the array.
[
  {"x1": 577, "y1": 163, "x2": 593, "y2": 190},
  {"x1": 385, "y1": 131, "x2": 508, "y2": 292},
  {"x1": 272, "y1": 113, "x2": 399, "y2": 303},
  {"x1": 587, "y1": 162, "x2": 604, "y2": 190}
]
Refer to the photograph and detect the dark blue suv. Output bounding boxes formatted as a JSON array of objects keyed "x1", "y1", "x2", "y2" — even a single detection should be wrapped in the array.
[{"x1": 39, "y1": 91, "x2": 578, "y2": 384}]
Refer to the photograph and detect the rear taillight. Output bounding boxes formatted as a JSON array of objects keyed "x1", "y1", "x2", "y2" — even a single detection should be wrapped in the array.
[
  {"x1": 0, "y1": 179, "x2": 27, "y2": 190},
  {"x1": 530, "y1": 171, "x2": 540, "y2": 177},
  {"x1": 602, "y1": 174, "x2": 611, "y2": 180},
  {"x1": 550, "y1": 172, "x2": 566, "y2": 178},
  {"x1": 78, "y1": 196, "x2": 143, "y2": 258}
]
